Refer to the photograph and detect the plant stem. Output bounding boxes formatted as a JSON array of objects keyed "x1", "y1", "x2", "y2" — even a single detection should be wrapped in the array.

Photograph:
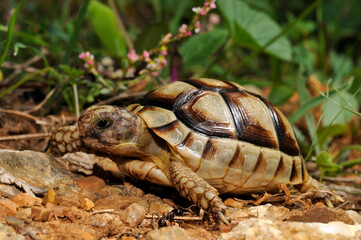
[
  {"x1": 0, "y1": 67, "x2": 52, "y2": 98},
  {"x1": 108, "y1": 0, "x2": 134, "y2": 49},
  {"x1": 62, "y1": 0, "x2": 91, "y2": 64},
  {"x1": 0, "y1": 0, "x2": 23, "y2": 67}
]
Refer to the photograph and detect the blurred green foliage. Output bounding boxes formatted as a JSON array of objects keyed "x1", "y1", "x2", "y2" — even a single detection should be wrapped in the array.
[{"x1": 0, "y1": 0, "x2": 360, "y2": 174}]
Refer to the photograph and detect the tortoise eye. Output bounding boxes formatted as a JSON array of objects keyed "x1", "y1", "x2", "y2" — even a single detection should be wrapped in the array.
[{"x1": 96, "y1": 119, "x2": 112, "y2": 130}]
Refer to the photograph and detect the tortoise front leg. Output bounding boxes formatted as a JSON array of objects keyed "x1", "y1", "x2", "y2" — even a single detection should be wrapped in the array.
[
  {"x1": 169, "y1": 161, "x2": 229, "y2": 224},
  {"x1": 117, "y1": 159, "x2": 174, "y2": 187}
]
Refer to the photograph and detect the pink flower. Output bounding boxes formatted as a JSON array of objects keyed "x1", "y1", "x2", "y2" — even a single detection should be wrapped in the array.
[
  {"x1": 161, "y1": 33, "x2": 172, "y2": 44},
  {"x1": 160, "y1": 45, "x2": 167, "y2": 56},
  {"x1": 127, "y1": 49, "x2": 139, "y2": 62},
  {"x1": 142, "y1": 51, "x2": 151, "y2": 62},
  {"x1": 200, "y1": 10, "x2": 206, "y2": 15},
  {"x1": 195, "y1": 21, "x2": 201, "y2": 33},
  {"x1": 186, "y1": 31, "x2": 192, "y2": 36},
  {"x1": 210, "y1": 0, "x2": 216, "y2": 9},
  {"x1": 78, "y1": 51, "x2": 95, "y2": 70},
  {"x1": 143, "y1": 51, "x2": 150, "y2": 58},
  {"x1": 78, "y1": 52, "x2": 86, "y2": 59},
  {"x1": 152, "y1": 72, "x2": 159, "y2": 76},
  {"x1": 179, "y1": 24, "x2": 188, "y2": 33}
]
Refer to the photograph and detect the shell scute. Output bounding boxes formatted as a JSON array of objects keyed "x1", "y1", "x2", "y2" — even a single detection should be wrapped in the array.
[{"x1": 136, "y1": 78, "x2": 304, "y2": 193}]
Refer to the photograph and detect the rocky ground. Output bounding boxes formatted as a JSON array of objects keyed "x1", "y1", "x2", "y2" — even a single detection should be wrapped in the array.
[{"x1": 0, "y1": 112, "x2": 361, "y2": 240}]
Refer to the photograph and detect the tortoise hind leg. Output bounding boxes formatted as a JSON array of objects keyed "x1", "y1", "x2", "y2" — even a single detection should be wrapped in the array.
[{"x1": 169, "y1": 160, "x2": 229, "y2": 224}]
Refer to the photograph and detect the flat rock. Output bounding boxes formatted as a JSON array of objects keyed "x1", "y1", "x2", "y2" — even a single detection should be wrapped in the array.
[
  {"x1": 0, "y1": 184, "x2": 21, "y2": 198},
  {"x1": 0, "y1": 150, "x2": 74, "y2": 195},
  {"x1": 218, "y1": 218, "x2": 361, "y2": 240},
  {"x1": 287, "y1": 203, "x2": 356, "y2": 224}
]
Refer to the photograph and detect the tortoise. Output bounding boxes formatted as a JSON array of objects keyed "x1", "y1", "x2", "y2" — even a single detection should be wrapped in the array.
[{"x1": 50, "y1": 78, "x2": 327, "y2": 223}]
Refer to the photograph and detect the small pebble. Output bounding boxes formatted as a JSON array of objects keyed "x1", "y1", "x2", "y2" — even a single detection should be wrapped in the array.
[
  {"x1": 42, "y1": 189, "x2": 57, "y2": 205},
  {"x1": 31, "y1": 207, "x2": 54, "y2": 221},
  {"x1": 119, "y1": 203, "x2": 146, "y2": 228},
  {"x1": 81, "y1": 198, "x2": 95, "y2": 211},
  {"x1": 76, "y1": 176, "x2": 105, "y2": 192}
]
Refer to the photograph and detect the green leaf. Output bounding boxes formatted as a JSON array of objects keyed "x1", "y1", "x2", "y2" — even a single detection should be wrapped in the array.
[
  {"x1": 218, "y1": 0, "x2": 292, "y2": 61},
  {"x1": 289, "y1": 88, "x2": 340, "y2": 124},
  {"x1": 179, "y1": 29, "x2": 228, "y2": 71},
  {"x1": 0, "y1": 0, "x2": 23, "y2": 67},
  {"x1": 268, "y1": 85, "x2": 294, "y2": 105},
  {"x1": 317, "y1": 124, "x2": 348, "y2": 147},
  {"x1": 87, "y1": 0, "x2": 126, "y2": 57},
  {"x1": 134, "y1": 23, "x2": 169, "y2": 52},
  {"x1": 316, "y1": 151, "x2": 340, "y2": 174},
  {"x1": 322, "y1": 90, "x2": 359, "y2": 126},
  {"x1": 330, "y1": 51, "x2": 353, "y2": 86}
]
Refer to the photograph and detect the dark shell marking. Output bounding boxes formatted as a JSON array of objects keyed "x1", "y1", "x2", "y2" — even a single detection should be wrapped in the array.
[{"x1": 142, "y1": 78, "x2": 300, "y2": 157}]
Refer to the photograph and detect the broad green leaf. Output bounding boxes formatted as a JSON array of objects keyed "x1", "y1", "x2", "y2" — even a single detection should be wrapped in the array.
[
  {"x1": 322, "y1": 90, "x2": 359, "y2": 126},
  {"x1": 330, "y1": 51, "x2": 353, "y2": 86},
  {"x1": 289, "y1": 88, "x2": 341, "y2": 124},
  {"x1": 268, "y1": 85, "x2": 294, "y2": 105},
  {"x1": 134, "y1": 23, "x2": 169, "y2": 52},
  {"x1": 317, "y1": 124, "x2": 348, "y2": 147},
  {"x1": 87, "y1": 0, "x2": 126, "y2": 57},
  {"x1": 218, "y1": 0, "x2": 292, "y2": 61},
  {"x1": 179, "y1": 29, "x2": 228, "y2": 71},
  {"x1": 293, "y1": 44, "x2": 315, "y2": 75},
  {"x1": 316, "y1": 151, "x2": 340, "y2": 173}
]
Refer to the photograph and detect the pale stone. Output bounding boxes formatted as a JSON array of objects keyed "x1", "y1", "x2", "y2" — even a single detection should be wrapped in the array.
[
  {"x1": 218, "y1": 218, "x2": 361, "y2": 240},
  {"x1": 146, "y1": 226, "x2": 191, "y2": 240}
]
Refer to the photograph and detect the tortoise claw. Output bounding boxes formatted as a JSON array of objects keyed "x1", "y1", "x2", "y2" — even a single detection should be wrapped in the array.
[
  {"x1": 216, "y1": 210, "x2": 229, "y2": 225},
  {"x1": 170, "y1": 161, "x2": 230, "y2": 224}
]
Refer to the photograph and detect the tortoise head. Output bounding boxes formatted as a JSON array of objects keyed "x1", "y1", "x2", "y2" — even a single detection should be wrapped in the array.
[{"x1": 50, "y1": 105, "x2": 141, "y2": 156}]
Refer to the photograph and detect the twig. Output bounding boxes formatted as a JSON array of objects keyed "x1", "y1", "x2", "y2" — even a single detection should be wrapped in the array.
[
  {"x1": 0, "y1": 143, "x2": 14, "y2": 150},
  {"x1": 145, "y1": 214, "x2": 202, "y2": 221},
  {"x1": 72, "y1": 83, "x2": 80, "y2": 118},
  {"x1": 0, "y1": 108, "x2": 49, "y2": 125},
  {"x1": 2, "y1": 47, "x2": 48, "y2": 85},
  {"x1": 90, "y1": 209, "x2": 116, "y2": 215},
  {"x1": 0, "y1": 133, "x2": 51, "y2": 141},
  {"x1": 25, "y1": 88, "x2": 56, "y2": 114},
  {"x1": 323, "y1": 176, "x2": 361, "y2": 182}
]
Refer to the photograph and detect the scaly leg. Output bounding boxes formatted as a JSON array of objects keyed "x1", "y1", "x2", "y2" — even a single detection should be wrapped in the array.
[
  {"x1": 117, "y1": 159, "x2": 174, "y2": 187},
  {"x1": 169, "y1": 160, "x2": 229, "y2": 224}
]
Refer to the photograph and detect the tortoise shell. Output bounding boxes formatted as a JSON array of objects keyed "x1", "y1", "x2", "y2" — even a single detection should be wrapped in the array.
[{"x1": 128, "y1": 78, "x2": 306, "y2": 194}]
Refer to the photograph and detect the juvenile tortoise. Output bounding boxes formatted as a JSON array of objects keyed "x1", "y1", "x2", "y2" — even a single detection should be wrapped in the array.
[{"x1": 50, "y1": 78, "x2": 332, "y2": 223}]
